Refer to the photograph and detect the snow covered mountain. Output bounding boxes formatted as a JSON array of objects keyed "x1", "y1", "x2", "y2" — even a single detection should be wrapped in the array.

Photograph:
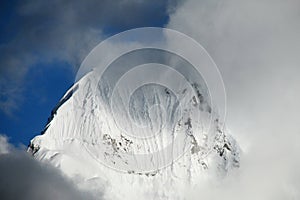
[{"x1": 28, "y1": 69, "x2": 240, "y2": 200}]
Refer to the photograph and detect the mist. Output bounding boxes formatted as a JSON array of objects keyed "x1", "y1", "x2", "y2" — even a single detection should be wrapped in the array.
[{"x1": 168, "y1": 0, "x2": 300, "y2": 199}]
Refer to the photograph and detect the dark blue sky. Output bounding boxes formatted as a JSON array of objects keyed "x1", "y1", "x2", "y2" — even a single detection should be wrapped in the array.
[
  {"x1": 0, "y1": 0, "x2": 173, "y2": 146},
  {"x1": 0, "y1": 61, "x2": 74, "y2": 146}
]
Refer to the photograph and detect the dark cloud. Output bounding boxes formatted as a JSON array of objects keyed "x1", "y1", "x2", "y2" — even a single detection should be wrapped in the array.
[
  {"x1": 0, "y1": 135, "x2": 100, "y2": 200},
  {"x1": 0, "y1": 0, "x2": 182, "y2": 116}
]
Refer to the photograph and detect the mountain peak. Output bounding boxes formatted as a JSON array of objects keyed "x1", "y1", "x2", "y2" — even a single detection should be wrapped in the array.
[{"x1": 29, "y1": 69, "x2": 240, "y2": 199}]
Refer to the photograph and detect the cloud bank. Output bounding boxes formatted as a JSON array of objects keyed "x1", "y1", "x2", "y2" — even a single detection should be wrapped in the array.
[
  {"x1": 168, "y1": 0, "x2": 300, "y2": 199},
  {"x1": 0, "y1": 134, "x2": 100, "y2": 200}
]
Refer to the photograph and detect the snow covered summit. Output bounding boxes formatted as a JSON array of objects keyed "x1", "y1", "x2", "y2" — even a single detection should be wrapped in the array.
[{"x1": 28, "y1": 68, "x2": 240, "y2": 199}]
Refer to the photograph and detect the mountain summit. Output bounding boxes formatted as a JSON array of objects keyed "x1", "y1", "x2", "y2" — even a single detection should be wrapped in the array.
[{"x1": 28, "y1": 69, "x2": 240, "y2": 199}]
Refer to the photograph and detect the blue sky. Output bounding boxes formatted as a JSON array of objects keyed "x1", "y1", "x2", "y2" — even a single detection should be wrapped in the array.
[
  {"x1": 0, "y1": 61, "x2": 74, "y2": 146},
  {"x1": 0, "y1": 0, "x2": 174, "y2": 146}
]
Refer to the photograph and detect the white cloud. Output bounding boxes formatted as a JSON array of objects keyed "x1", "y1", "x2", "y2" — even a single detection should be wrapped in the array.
[
  {"x1": 167, "y1": 0, "x2": 300, "y2": 199},
  {"x1": 0, "y1": 0, "x2": 181, "y2": 116},
  {"x1": 0, "y1": 135, "x2": 10, "y2": 154}
]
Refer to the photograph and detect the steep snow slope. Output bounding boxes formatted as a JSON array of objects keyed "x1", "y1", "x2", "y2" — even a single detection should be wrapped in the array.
[{"x1": 28, "y1": 69, "x2": 240, "y2": 200}]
